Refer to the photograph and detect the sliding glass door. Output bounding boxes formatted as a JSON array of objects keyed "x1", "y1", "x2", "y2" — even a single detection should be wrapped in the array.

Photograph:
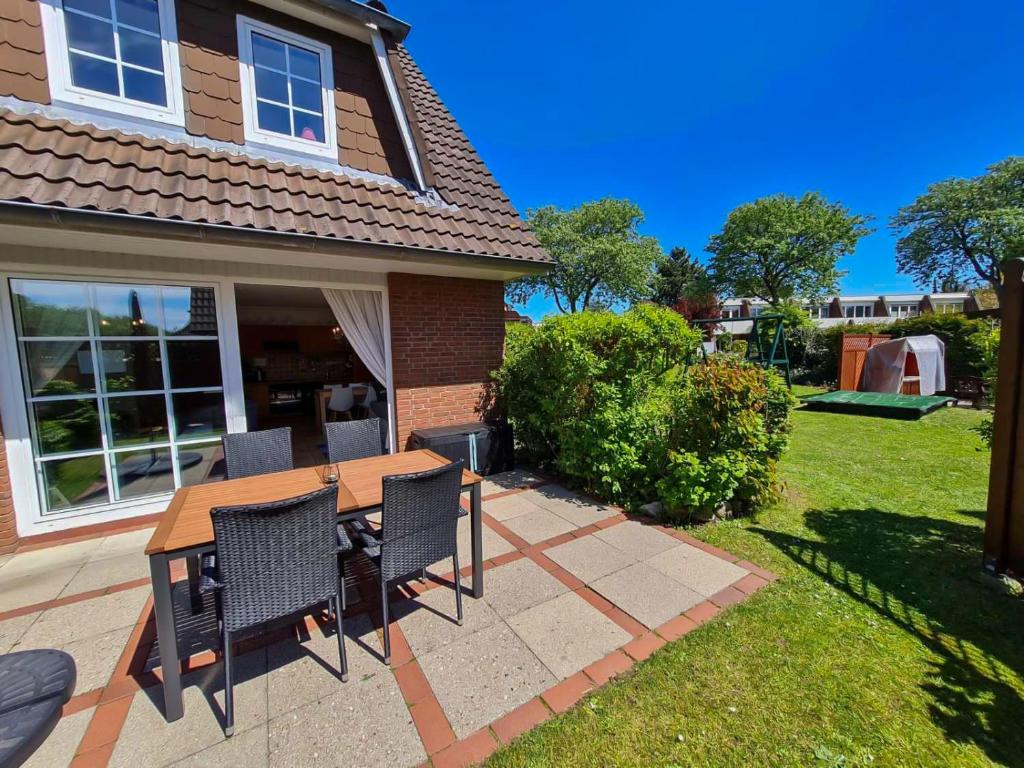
[{"x1": 9, "y1": 278, "x2": 228, "y2": 518}]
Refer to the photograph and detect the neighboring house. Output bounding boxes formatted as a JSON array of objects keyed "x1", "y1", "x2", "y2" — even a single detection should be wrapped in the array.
[
  {"x1": 503, "y1": 304, "x2": 532, "y2": 325},
  {"x1": 0, "y1": 0, "x2": 550, "y2": 549},
  {"x1": 719, "y1": 292, "x2": 977, "y2": 336}
]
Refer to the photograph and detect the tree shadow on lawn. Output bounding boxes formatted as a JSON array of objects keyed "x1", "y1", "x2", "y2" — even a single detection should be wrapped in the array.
[{"x1": 753, "y1": 508, "x2": 1024, "y2": 766}]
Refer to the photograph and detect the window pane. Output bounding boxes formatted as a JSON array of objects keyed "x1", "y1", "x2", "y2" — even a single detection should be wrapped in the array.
[
  {"x1": 33, "y1": 399, "x2": 102, "y2": 455},
  {"x1": 66, "y1": 12, "x2": 116, "y2": 57},
  {"x1": 123, "y1": 66, "x2": 166, "y2": 105},
  {"x1": 65, "y1": 0, "x2": 112, "y2": 17},
  {"x1": 162, "y1": 287, "x2": 218, "y2": 335},
  {"x1": 69, "y1": 53, "x2": 119, "y2": 95},
  {"x1": 290, "y1": 78, "x2": 322, "y2": 114},
  {"x1": 41, "y1": 456, "x2": 108, "y2": 512},
  {"x1": 113, "y1": 447, "x2": 175, "y2": 500},
  {"x1": 115, "y1": 0, "x2": 159, "y2": 33},
  {"x1": 173, "y1": 392, "x2": 226, "y2": 440},
  {"x1": 94, "y1": 284, "x2": 160, "y2": 335},
  {"x1": 288, "y1": 45, "x2": 320, "y2": 83},
  {"x1": 13, "y1": 280, "x2": 90, "y2": 337},
  {"x1": 178, "y1": 441, "x2": 225, "y2": 486},
  {"x1": 251, "y1": 32, "x2": 286, "y2": 71},
  {"x1": 254, "y1": 65, "x2": 288, "y2": 104},
  {"x1": 119, "y1": 28, "x2": 162, "y2": 70},
  {"x1": 106, "y1": 394, "x2": 169, "y2": 447},
  {"x1": 98, "y1": 341, "x2": 163, "y2": 392},
  {"x1": 166, "y1": 341, "x2": 221, "y2": 389},
  {"x1": 256, "y1": 100, "x2": 291, "y2": 136},
  {"x1": 293, "y1": 113, "x2": 324, "y2": 142},
  {"x1": 23, "y1": 341, "x2": 95, "y2": 396}
]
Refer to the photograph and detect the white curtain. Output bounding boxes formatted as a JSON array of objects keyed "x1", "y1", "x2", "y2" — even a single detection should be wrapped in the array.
[{"x1": 321, "y1": 288, "x2": 388, "y2": 387}]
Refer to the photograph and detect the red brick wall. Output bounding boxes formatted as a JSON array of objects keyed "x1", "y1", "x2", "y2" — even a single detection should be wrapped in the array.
[
  {"x1": 0, "y1": 412, "x2": 17, "y2": 554},
  {"x1": 387, "y1": 273, "x2": 505, "y2": 449}
]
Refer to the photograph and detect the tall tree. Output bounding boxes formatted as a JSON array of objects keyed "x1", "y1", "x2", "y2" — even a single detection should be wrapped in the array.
[
  {"x1": 891, "y1": 157, "x2": 1024, "y2": 299},
  {"x1": 506, "y1": 198, "x2": 663, "y2": 313},
  {"x1": 706, "y1": 192, "x2": 871, "y2": 305},
  {"x1": 651, "y1": 247, "x2": 708, "y2": 306}
]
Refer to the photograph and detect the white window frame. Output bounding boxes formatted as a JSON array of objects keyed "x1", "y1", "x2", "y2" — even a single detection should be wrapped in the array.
[
  {"x1": 937, "y1": 301, "x2": 964, "y2": 315},
  {"x1": 889, "y1": 303, "x2": 918, "y2": 319},
  {"x1": 236, "y1": 16, "x2": 338, "y2": 161},
  {"x1": 844, "y1": 303, "x2": 873, "y2": 319},
  {"x1": 5, "y1": 277, "x2": 229, "y2": 521},
  {"x1": 38, "y1": 0, "x2": 185, "y2": 126}
]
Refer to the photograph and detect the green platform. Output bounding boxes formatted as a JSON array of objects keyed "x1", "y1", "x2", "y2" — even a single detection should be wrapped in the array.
[{"x1": 800, "y1": 390, "x2": 955, "y2": 419}]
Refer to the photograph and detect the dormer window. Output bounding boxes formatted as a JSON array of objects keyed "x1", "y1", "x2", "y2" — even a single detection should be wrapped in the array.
[
  {"x1": 39, "y1": 0, "x2": 185, "y2": 124},
  {"x1": 236, "y1": 16, "x2": 338, "y2": 161}
]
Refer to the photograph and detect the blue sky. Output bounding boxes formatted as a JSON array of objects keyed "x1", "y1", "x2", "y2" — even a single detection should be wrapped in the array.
[{"x1": 390, "y1": 0, "x2": 1024, "y2": 321}]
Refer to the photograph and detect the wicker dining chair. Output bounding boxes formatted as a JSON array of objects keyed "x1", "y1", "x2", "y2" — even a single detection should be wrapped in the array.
[
  {"x1": 187, "y1": 427, "x2": 297, "y2": 613},
  {"x1": 324, "y1": 418, "x2": 384, "y2": 464},
  {"x1": 221, "y1": 427, "x2": 294, "y2": 480},
  {"x1": 203, "y1": 485, "x2": 350, "y2": 736},
  {"x1": 350, "y1": 460, "x2": 465, "y2": 663}
]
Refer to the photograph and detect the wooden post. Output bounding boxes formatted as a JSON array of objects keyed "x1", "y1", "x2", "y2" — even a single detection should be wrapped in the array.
[{"x1": 983, "y1": 259, "x2": 1024, "y2": 574}]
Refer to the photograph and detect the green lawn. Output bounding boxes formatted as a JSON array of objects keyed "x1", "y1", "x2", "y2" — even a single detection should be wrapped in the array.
[{"x1": 488, "y1": 389, "x2": 1023, "y2": 767}]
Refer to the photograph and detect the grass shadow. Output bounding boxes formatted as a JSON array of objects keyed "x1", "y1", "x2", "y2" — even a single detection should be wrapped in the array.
[{"x1": 753, "y1": 507, "x2": 1024, "y2": 766}]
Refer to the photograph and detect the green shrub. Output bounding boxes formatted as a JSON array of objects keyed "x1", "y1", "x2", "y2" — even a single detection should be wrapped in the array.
[
  {"x1": 494, "y1": 307, "x2": 796, "y2": 517},
  {"x1": 660, "y1": 358, "x2": 795, "y2": 514}
]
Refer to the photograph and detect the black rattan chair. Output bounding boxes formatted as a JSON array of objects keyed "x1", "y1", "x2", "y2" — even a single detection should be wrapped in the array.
[
  {"x1": 204, "y1": 485, "x2": 349, "y2": 736},
  {"x1": 187, "y1": 428, "x2": 296, "y2": 614},
  {"x1": 221, "y1": 427, "x2": 293, "y2": 480},
  {"x1": 324, "y1": 418, "x2": 384, "y2": 464},
  {"x1": 351, "y1": 460, "x2": 465, "y2": 663}
]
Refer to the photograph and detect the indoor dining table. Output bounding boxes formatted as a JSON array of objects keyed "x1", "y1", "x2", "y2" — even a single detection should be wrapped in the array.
[{"x1": 145, "y1": 449, "x2": 484, "y2": 722}]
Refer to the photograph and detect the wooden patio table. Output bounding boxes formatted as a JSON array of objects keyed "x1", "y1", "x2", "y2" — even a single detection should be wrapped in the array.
[{"x1": 145, "y1": 449, "x2": 484, "y2": 722}]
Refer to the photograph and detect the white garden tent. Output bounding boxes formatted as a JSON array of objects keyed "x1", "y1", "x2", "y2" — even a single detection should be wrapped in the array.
[{"x1": 861, "y1": 335, "x2": 946, "y2": 396}]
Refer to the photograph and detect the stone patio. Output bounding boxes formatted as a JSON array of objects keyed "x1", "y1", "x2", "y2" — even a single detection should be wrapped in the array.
[{"x1": 0, "y1": 471, "x2": 776, "y2": 768}]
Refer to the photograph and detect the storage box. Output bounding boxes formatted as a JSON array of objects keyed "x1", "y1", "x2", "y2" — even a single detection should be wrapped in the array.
[{"x1": 409, "y1": 422, "x2": 512, "y2": 476}]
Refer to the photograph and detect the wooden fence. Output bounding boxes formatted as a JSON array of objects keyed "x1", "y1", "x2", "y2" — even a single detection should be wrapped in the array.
[{"x1": 984, "y1": 258, "x2": 1024, "y2": 575}]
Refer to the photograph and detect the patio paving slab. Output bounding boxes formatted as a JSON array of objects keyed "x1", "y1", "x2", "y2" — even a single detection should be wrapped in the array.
[
  {"x1": 594, "y1": 520, "x2": 682, "y2": 560},
  {"x1": 646, "y1": 544, "x2": 748, "y2": 597},
  {"x1": 591, "y1": 562, "x2": 704, "y2": 629},
  {"x1": 525, "y1": 486, "x2": 617, "y2": 527},
  {"x1": 59, "y1": 550, "x2": 150, "y2": 597},
  {"x1": 0, "y1": 565, "x2": 81, "y2": 613},
  {"x1": 474, "y1": 557, "x2": 568, "y2": 619},
  {"x1": 501, "y1": 508, "x2": 578, "y2": 545},
  {"x1": 111, "y1": 649, "x2": 270, "y2": 768},
  {"x1": 16, "y1": 585, "x2": 149, "y2": 647},
  {"x1": 90, "y1": 528, "x2": 155, "y2": 561},
  {"x1": 171, "y1": 724, "x2": 268, "y2": 768},
  {"x1": 0, "y1": 538, "x2": 103, "y2": 579},
  {"x1": 426, "y1": 515, "x2": 515, "y2": 577},
  {"x1": 480, "y1": 469, "x2": 545, "y2": 497},
  {"x1": 395, "y1": 585, "x2": 501, "y2": 659},
  {"x1": 507, "y1": 591, "x2": 631, "y2": 679},
  {"x1": 266, "y1": 613, "x2": 384, "y2": 718},
  {"x1": 267, "y1": 671, "x2": 425, "y2": 768},
  {"x1": 483, "y1": 493, "x2": 549, "y2": 522},
  {"x1": 14, "y1": 622, "x2": 135, "y2": 693},
  {"x1": 0, "y1": 611, "x2": 38, "y2": 653},
  {"x1": 544, "y1": 535, "x2": 637, "y2": 584},
  {"x1": 22, "y1": 706, "x2": 92, "y2": 768},
  {"x1": 416, "y1": 621, "x2": 556, "y2": 739}
]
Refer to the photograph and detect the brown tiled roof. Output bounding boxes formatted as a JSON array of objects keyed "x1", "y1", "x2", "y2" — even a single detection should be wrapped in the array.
[{"x1": 0, "y1": 49, "x2": 550, "y2": 264}]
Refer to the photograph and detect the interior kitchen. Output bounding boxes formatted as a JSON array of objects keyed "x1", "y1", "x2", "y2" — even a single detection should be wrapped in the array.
[{"x1": 235, "y1": 283, "x2": 386, "y2": 466}]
